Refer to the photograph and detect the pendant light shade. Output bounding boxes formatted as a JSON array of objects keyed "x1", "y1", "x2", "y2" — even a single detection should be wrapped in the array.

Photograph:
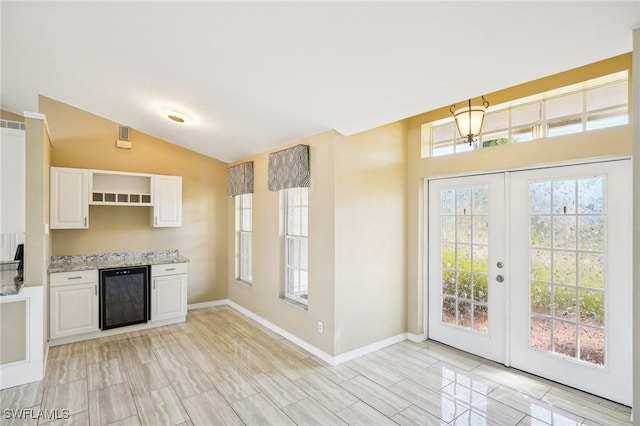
[{"x1": 450, "y1": 96, "x2": 490, "y2": 145}]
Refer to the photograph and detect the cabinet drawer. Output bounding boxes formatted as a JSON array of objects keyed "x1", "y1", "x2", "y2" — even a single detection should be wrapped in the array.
[
  {"x1": 50, "y1": 270, "x2": 98, "y2": 286},
  {"x1": 151, "y1": 263, "x2": 188, "y2": 277}
]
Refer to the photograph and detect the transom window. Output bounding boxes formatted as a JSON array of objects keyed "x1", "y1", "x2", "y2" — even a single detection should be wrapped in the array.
[
  {"x1": 235, "y1": 193, "x2": 252, "y2": 284},
  {"x1": 285, "y1": 187, "x2": 308, "y2": 304},
  {"x1": 423, "y1": 71, "x2": 628, "y2": 158}
]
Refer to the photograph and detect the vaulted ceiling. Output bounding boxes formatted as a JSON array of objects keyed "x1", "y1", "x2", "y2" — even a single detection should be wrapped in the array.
[{"x1": 2, "y1": 2, "x2": 639, "y2": 162}]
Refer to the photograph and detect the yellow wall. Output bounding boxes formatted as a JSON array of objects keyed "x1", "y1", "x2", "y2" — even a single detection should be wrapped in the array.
[
  {"x1": 227, "y1": 131, "x2": 338, "y2": 355},
  {"x1": 227, "y1": 123, "x2": 408, "y2": 356},
  {"x1": 1, "y1": 109, "x2": 25, "y2": 122},
  {"x1": 40, "y1": 97, "x2": 229, "y2": 304},
  {"x1": 405, "y1": 54, "x2": 633, "y2": 335},
  {"x1": 334, "y1": 121, "x2": 407, "y2": 354}
]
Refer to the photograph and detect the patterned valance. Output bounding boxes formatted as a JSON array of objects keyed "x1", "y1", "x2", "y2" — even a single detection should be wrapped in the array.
[
  {"x1": 226, "y1": 161, "x2": 254, "y2": 196},
  {"x1": 268, "y1": 144, "x2": 310, "y2": 191}
]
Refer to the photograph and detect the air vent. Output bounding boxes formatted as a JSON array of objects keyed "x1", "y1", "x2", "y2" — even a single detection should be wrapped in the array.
[
  {"x1": 119, "y1": 126, "x2": 130, "y2": 141},
  {"x1": 0, "y1": 119, "x2": 26, "y2": 131}
]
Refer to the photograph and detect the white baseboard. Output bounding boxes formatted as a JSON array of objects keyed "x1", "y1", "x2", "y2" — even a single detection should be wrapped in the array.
[
  {"x1": 407, "y1": 333, "x2": 426, "y2": 343},
  {"x1": 187, "y1": 299, "x2": 229, "y2": 310},
  {"x1": 49, "y1": 316, "x2": 185, "y2": 347},
  {"x1": 333, "y1": 333, "x2": 408, "y2": 365},
  {"x1": 191, "y1": 299, "x2": 415, "y2": 366}
]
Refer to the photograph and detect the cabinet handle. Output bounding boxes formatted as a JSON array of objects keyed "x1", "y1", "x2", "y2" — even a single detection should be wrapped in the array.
[
  {"x1": 165, "y1": 268, "x2": 176, "y2": 271},
  {"x1": 155, "y1": 216, "x2": 158, "y2": 226},
  {"x1": 95, "y1": 285, "x2": 97, "y2": 296},
  {"x1": 67, "y1": 276, "x2": 83, "y2": 280},
  {"x1": 84, "y1": 216, "x2": 87, "y2": 227},
  {"x1": 153, "y1": 280, "x2": 156, "y2": 290}
]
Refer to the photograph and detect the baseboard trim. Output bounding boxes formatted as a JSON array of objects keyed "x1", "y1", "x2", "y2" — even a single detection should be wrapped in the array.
[
  {"x1": 187, "y1": 299, "x2": 229, "y2": 310},
  {"x1": 407, "y1": 333, "x2": 426, "y2": 343},
  {"x1": 225, "y1": 300, "x2": 336, "y2": 365},
  {"x1": 190, "y1": 299, "x2": 415, "y2": 366},
  {"x1": 333, "y1": 333, "x2": 408, "y2": 365}
]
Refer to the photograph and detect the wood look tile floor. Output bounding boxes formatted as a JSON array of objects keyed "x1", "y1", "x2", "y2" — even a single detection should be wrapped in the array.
[{"x1": 0, "y1": 306, "x2": 632, "y2": 426}]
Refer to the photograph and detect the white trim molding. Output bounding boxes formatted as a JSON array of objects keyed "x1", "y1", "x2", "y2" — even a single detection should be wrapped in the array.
[
  {"x1": 187, "y1": 300, "x2": 229, "y2": 310},
  {"x1": 0, "y1": 286, "x2": 45, "y2": 390},
  {"x1": 190, "y1": 299, "x2": 413, "y2": 366},
  {"x1": 407, "y1": 333, "x2": 426, "y2": 343},
  {"x1": 23, "y1": 111, "x2": 52, "y2": 142}
]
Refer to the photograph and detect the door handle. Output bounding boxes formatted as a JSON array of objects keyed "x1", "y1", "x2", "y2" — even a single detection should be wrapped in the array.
[
  {"x1": 497, "y1": 261, "x2": 504, "y2": 268},
  {"x1": 496, "y1": 275, "x2": 504, "y2": 283}
]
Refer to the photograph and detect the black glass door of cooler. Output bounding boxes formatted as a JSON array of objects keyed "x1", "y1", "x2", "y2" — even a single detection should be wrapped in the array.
[{"x1": 100, "y1": 267, "x2": 149, "y2": 330}]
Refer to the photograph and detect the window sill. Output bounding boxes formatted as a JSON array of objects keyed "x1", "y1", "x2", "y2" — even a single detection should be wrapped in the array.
[
  {"x1": 279, "y1": 297, "x2": 308, "y2": 311},
  {"x1": 235, "y1": 279, "x2": 252, "y2": 288}
]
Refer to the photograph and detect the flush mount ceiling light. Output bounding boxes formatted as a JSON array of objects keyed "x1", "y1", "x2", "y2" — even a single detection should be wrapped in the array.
[
  {"x1": 450, "y1": 96, "x2": 490, "y2": 145},
  {"x1": 161, "y1": 108, "x2": 191, "y2": 124}
]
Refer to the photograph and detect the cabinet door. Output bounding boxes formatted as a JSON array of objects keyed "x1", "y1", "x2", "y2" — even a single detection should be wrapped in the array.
[
  {"x1": 151, "y1": 175, "x2": 182, "y2": 227},
  {"x1": 50, "y1": 283, "x2": 99, "y2": 339},
  {"x1": 151, "y1": 274, "x2": 187, "y2": 321},
  {"x1": 50, "y1": 167, "x2": 89, "y2": 229}
]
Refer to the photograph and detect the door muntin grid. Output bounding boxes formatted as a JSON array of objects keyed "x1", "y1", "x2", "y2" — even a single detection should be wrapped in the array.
[
  {"x1": 440, "y1": 185, "x2": 490, "y2": 334},
  {"x1": 528, "y1": 176, "x2": 606, "y2": 366}
]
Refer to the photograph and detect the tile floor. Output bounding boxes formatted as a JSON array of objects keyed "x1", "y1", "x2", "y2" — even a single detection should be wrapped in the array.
[{"x1": 0, "y1": 306, "x2": 632, "y2": 425}]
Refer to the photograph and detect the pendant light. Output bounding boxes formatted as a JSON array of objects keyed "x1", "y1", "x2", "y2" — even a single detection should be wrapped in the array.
[{"x1": 450, "y1": 96, "x2": 490, "y2": 145}]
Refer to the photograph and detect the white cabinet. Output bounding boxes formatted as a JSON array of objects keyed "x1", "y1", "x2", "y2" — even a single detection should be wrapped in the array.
[
  {"x1": 50, "y1": 167, "x2": 89, "y2": 229},
  {"x1": 1, "y1": 128, "x2": 25, "y2": 235},
  {"x1": 50, "y1": 167, "x2": 182, "y2": 229},
  {"x1": 151, "y1": 263, "x2": 187, "y2": 322},
  {"x1": 151, "y1": 175, "x2": 182, "y2": 227},
  {"x1": 50, "y1": 270, "x2": 99, "y2": 339}
]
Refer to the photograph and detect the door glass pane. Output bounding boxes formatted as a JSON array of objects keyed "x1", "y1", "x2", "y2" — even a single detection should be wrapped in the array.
[
  {"x1": 440, "y1": 185, "x2": 490, "y2": 335},
  {"x1": 527, "y1": 176, "x2": 606, "y2": 366}
]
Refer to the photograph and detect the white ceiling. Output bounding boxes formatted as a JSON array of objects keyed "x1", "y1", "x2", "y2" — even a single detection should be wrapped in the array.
[{"x1": 2, "y1": 1, "x2": 639, "y2": 163}]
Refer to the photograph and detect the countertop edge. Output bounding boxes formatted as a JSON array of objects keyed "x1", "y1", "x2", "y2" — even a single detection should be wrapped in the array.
[{"x1": 48, "y1": 252, "x2": 190, "y2": 274}]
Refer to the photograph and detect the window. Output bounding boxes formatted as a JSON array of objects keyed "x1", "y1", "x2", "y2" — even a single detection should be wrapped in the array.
[
  {"x1": 284, "y1": 187, "x2": 308, "y2": 304},
  {"x1": 423, "y1": 72, "x2": 628, "y2": 157},
  {"x1": 236, "y1": 193, "x2": 252, "y2": 283}
]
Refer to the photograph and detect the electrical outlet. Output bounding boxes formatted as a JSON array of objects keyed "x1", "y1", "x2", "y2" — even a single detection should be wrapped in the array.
[{"x1": 317, "y1": 321, "x2": 323, "y2": 333}]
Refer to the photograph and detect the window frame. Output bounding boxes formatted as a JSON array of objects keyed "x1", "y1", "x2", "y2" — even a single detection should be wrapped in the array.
[
  {"x1": 235, "y1": 193, "x2": 252, "y2": 285},
  {"x1": 284, "y1": 187, "x2": 309, "y2": 305},
  {"x1": 424, "y1": 73, "x2": 629, "y2": 158}
]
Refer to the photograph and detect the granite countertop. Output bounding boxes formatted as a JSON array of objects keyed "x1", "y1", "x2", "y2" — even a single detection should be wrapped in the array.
[
  {"x1": 48, "y1": 249, "x2": 189, "y2": 273},
  {"x1": 0, "y1": 269, "x2": 24, "y2": 296}
]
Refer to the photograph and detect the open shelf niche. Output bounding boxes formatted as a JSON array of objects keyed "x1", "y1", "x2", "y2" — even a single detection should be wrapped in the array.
[{"x1": 90, "y1": 170, "x2": 152, "y2": 206}]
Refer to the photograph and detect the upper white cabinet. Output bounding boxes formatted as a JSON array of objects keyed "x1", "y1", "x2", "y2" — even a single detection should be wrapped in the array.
[
  {"x1": 50, "y1": 167, "x2": 89, "y2": 229},
  {"x1": 50, "y1": 168, "x2": 182, "y2": 229},
  {"x1": 90, "y1": 170, "x2": 152, "y2": 206},
  {"x1": 1, "y1": 127, "x2": 25, "y2": 235},
  {"x1": 152, "y1": 175, "x2": 182, "y2": 228}
]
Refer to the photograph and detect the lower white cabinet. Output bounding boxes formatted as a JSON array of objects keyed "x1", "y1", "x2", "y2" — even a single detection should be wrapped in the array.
[
  {"x1": 50, "y1": 281, "x2": 99, "y2": 339},
  {"x1": 151, "y1": 263, "x2": 187, "y2": 322}
]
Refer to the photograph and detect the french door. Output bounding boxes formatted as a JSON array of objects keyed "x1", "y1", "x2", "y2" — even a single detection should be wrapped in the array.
[
  {"x1": 427, "y1": 160, "x2": 632, "y2": 405},
  {"x1": 428, "y1": 173, "x2": 506, "y2": 363}
]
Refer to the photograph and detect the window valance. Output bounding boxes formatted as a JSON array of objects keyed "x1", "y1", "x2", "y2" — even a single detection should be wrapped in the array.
[
  {"x1": 268, "y1": 144, "x2": 310, "y2": 191},
  {"x1": 226, "y1": 161, "x2": 254, "y2": 197}
]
